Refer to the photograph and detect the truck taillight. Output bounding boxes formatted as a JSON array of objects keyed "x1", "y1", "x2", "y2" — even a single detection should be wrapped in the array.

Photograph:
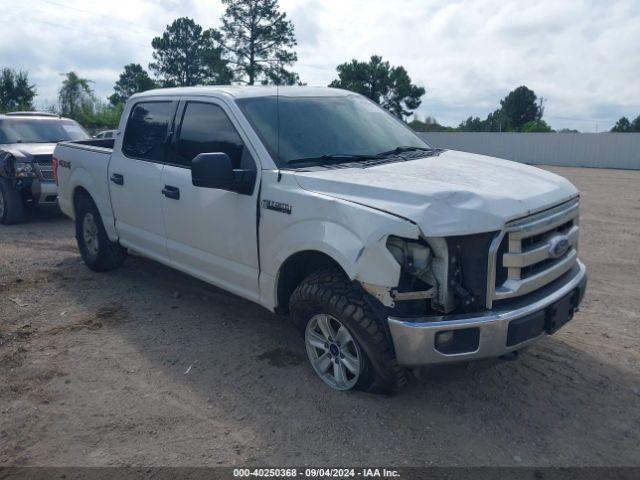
[{"x1": 52, "y1": 156, "x2": 59, "y2": 185}]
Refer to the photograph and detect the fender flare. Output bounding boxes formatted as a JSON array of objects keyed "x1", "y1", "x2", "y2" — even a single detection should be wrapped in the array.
[
  {"x1": 265, "y1": 216, "x2": 420, "y2": 309},
  {"x1": 68, "y1": 167, "x2": 118, "y2": 241}
]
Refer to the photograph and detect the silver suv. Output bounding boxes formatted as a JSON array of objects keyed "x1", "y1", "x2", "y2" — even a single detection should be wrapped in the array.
[{"x1": 0, "y1": 112, "x2": 89, "y2": 224}]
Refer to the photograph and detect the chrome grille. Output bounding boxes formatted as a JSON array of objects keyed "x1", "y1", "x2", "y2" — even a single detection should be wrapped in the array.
[
  {"x1": 39, "y1": 169, "x2": 54, "y2": 181},
  {"x1": 486, "y1": 198, "x2": 580, "y2": 308},
  {"x1": 33, "y1": 155, "x2": 54, "y2": 182}
]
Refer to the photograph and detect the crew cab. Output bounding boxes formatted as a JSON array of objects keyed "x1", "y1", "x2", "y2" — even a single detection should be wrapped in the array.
[
  {"x1": 53, "y1": 86, "x2": 587, "y2": 393},
  {"x1": 0, "y1": 111, "x2": 90, "y2": 224}
]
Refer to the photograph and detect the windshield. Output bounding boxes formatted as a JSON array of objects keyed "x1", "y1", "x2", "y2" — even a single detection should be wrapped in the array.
[
  {"x1": 236, "y1": 94, "x2": 431, "y2": 167},
  {"x1": 0, "y1": 118, "x2": 90, "y2": 144}
]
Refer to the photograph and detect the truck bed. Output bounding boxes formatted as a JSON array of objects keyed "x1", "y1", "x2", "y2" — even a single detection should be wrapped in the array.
[
  {"x1": 54, "y1": 138, "x2": 116, "y2": 237},
  {"x1": 60, "y1": 138, "x2": 115, "y2": 151}
]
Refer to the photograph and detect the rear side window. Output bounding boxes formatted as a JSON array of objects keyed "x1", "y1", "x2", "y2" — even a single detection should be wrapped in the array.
[
  {"x1": 122, "y1": 102, "x2": 175, "y2": 162},
  {"x1": 173, "y1": 102, "x2": 252, "y2": 169}
]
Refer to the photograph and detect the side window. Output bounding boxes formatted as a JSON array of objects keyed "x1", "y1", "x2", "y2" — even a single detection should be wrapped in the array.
[
  {"x1": 122, "y1": 102, "x2": 175, "y2": 162},
  {"x1": 174, "y1": 102, "x2": 253, "y2": 169}
]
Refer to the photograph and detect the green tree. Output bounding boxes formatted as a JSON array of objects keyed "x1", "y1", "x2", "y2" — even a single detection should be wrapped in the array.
[
  {"x1": 409, "y1": 115, "x2": 450, "y2": 132},
  {"x1": 55, "y1": 72, "x2": 129, "y2": 130},
  {"x1": 220, "y1": 0, "x2": 299, "y2": 85},
  {"x1": 611, "y1": 116, "x2": 640, "y2": 132},
  {"x1": 458, "y1": 116, "x2": 487, "y2": 132},
  {"x1": 498, "y1": 86, "x2": 543, "y2": 131},
  {"x1": 611, "y1": 117, "x2": 631, "y2": 132},
  {"x1": 329, "y1": 55, "x2": 425, "y2": 119},
  {"x1": 84, "y1": 102, "x2": 124, "y2": 130},
  {"x1": 522, "y1": 119, "x2": 553, "y2": 132},
  {"x1": 484, "y1": 108, "x2": 509, "y2": 132},
  {"x1": 58, "y1": 71, "x2": 95, "y2": 121},
  {"x1": 109, "y1": 64, "x2": 157, "y2": 106},
  {"x1": 464, "y1": 87, "x2": 547, "y2": 132},
  {"x1": 0, "y1": 68, "x2": 36, "y2": 112},
  {"x1": 150, "y1": 17, "x2": 231, "y2": 87}
]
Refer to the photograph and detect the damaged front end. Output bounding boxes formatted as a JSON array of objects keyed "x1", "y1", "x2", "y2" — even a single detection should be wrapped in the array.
[{"x1": 361, "y1": 232, "x2": 497, "y2": 318}]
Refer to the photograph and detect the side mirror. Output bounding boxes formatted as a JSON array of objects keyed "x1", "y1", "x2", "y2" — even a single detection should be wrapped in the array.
[{"x1": 191, "y1": 152, "x2": 255, "y2": 195}]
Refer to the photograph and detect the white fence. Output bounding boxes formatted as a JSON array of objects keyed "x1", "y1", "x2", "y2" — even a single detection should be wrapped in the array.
[{"x1": 417, "y1": 132, "x2": 640, "y2": 170}]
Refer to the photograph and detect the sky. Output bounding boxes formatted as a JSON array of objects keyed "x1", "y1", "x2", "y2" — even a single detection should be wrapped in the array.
[{"x1": 2, "y1": 0, "x2": 639, "y2": 132}]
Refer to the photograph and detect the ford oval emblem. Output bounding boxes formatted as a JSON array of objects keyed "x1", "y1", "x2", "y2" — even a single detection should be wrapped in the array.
[{"x1": 549, "y1": 235, "x2": 570, "y2": 258}]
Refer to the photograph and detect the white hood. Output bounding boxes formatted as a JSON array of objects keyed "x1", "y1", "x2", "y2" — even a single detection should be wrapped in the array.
[{"x1": 294, "y1": 150, "x2": 578, "y2": 236}]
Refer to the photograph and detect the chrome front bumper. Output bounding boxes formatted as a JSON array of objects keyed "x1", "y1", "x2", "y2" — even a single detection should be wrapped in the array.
[
  {"x1": 32, "y1": 180, "x2": 58, "y2": 205},
  {"x1": 388, "y1": 260, "x2": 587, "y2": 366}
]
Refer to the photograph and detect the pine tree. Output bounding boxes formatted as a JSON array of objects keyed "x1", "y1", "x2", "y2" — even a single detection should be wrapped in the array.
[
  {"x1": 150, "y1": 17, "x2": 232, "y2": 87},
  {"x1": 109, "y1": 64, "x2": 157, "y2": 106},
  {"x1": 329, "y1": 55, "x2": 425, "y2": 119},
  {"x1": 220, "y1": 0, "x2": 299, "y2": 85}
]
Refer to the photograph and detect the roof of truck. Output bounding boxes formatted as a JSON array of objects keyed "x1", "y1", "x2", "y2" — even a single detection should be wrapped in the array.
[
  {"x1": 132, "y1": 85, "x2": 352, "y2": 100},
  {"x1": 0, "y1": 112, "x2": 77, "y2": 123},
  {"x1": 0, "y1": 112, "x2": 72, "y2": 121},
  {"x1": 3, "y1": 111, "x2": 61, "y2": 118}
]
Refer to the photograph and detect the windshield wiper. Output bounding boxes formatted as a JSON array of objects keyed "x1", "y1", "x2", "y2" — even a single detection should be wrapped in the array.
[
  {"x1": 286, "y1": 153, "x2": 382, "y2": 167},
  {"x1": 285, "y1": 147, "x2": 438, "y2": 168},
  {"x1": 376, "y1": 146, "x2": 434, "y2": 156}
]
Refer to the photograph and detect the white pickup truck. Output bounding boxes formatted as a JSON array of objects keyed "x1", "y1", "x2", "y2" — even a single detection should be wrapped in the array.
[{"x1": 53, "y1": 86, "x2": 587, "y2": 393}]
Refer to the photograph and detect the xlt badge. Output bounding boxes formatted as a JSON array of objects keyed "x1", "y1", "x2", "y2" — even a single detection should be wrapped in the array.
[{"x1": 262, "y1": 199, "x2": 292, "y2": 215}]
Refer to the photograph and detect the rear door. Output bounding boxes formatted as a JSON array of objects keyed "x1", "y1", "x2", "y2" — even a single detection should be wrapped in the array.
[
  {"x1": 108, "y1": 100, "x2": 177, "y2": 262},
  {"x1": 160, "y1": 99, "x2": 261, "y2": 302}
]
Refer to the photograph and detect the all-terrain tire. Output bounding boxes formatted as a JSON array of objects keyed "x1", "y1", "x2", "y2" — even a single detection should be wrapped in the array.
[
  {"x1": 75, "y1": 194, "x2": 126, "y2": 271},
  {"x1": 290, "y1": 268, "x2": 409, "y2": 394},
  {"x1": 0, "y1": 177, "x2": 25, "y2": 225}
]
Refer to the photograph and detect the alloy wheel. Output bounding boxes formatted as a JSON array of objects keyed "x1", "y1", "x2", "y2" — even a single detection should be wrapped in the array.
[
  {"x1": 305, "y1": 314, "x2": 362, "y2": 390},
  {"x1": 82, "y1": 212, "x2": 99, "y2": 256}
]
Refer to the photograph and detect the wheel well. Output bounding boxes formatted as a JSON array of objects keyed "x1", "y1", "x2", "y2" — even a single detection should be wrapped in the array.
[
  {"x1": 72, "y1": 186, "x2": 92, "y2": 214},
  {"x1": 275, "y1": 251, "x2": 347, "y2": 314}
]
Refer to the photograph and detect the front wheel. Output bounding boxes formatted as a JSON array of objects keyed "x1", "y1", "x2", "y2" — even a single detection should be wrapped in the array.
[
  {"x1": 305, "y1": 313, "x2": 364, "y2": 390},
  {"x1": 0, "y1": 177, "x2": 25, "y2": 225},
  {"x1": 75, "y1": 195, "x2": 126, "y2": 271},
  {"x1": 290, "y1": 269, "x2": 408, "y2": 394}
]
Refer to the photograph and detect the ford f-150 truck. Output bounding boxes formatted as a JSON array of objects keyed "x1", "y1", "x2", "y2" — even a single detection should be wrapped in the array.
[
  {"x1": 53, "y1": 86, "x2": 587, "y2": 393},
  {"x1": 0, "y1": 111, "x2": 89, "y2": 224}
]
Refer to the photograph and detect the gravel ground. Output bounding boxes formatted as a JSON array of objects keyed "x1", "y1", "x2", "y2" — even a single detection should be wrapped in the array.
[{"x1": 1, "y1": 166, "x2": 639, "y2": 467}]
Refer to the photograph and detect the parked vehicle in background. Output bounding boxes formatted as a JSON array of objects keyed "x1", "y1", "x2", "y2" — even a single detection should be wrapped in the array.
[
  {"x1": 0, "y1": 112, "x2": 89, "y2": 224},
  {"x1": 53, "y1": 86, "x2": 587, "y2": 393},
  {"x1": 95, "y1": 130, "x2": 116, "y2": 139}
]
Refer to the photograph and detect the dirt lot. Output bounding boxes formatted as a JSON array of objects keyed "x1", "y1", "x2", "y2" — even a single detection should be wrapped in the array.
[{"x1": 1, "y1": 166, "x2": 639, "y2": 467}]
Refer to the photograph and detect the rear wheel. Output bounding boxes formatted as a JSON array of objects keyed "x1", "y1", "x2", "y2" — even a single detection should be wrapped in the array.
[
  {"x1": 290, "y1": 268, "x2": 408, "y2": 394},
  {"x1": 75, "y1": 194, "x2": 126, "y2": 271},
  {"x1": 0, "y1": 177, "x2": 25, "y2": 225}
]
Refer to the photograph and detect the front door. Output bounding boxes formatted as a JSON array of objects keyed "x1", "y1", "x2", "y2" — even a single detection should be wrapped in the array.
[
  {"x1": 108, "y1": 100, "x2": 177, "y2": 262},
  {"x1": 161, "y1": 100, "x2": 260, "y2": 302}
]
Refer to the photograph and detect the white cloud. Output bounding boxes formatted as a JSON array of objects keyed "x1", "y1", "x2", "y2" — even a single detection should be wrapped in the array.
[{"x1": 1, "y1": 0, "x2": 638, "y2": 131}]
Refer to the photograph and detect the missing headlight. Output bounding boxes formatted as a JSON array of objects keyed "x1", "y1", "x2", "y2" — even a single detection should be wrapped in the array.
[
  {"x1": 383, "y1": 236, "x2": 439, "y2": 315},
  {"x1": 386, "y1": 236, "x2": 432, "y2": 278}
]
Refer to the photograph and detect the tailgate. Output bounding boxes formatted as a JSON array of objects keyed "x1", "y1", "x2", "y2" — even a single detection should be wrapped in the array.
[{"x1": 53, "y1": 141, "x2": 113, "y2": 220}]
